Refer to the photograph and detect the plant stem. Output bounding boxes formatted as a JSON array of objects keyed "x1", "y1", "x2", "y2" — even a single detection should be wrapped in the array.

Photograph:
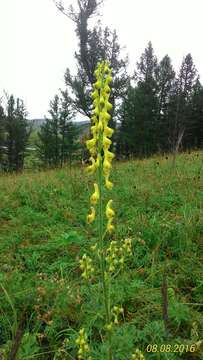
[{"x1": 97, "y1": 150, "x2": 112, "y2": 360}]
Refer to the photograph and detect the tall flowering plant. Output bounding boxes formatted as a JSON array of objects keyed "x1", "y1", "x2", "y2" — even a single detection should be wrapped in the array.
[{"x1": 75, "y1": 62, "x2": 143, "y2": 360}]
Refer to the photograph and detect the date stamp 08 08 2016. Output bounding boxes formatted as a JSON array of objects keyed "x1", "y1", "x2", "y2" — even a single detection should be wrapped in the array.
[{"x1": 145, "y1": 344, "x2": 196, "y2": 353}]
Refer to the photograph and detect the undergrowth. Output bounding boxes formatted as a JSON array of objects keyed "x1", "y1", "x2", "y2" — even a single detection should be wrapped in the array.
[{"x1": 0, "y1": 151, "x2": 202, "y2": 359}]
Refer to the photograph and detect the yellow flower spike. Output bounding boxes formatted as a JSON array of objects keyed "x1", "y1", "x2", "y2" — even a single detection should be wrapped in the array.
[
  {"x1": 85, "y1": 62, "x2": 117, "y2": 354},
  {"x1": 76, "y1": 328, "x2": 91, "y2": 360},
  {"x1": 106, "y1": 200, "x2": 115, "y2": 219},
  {"x1": 90, "y1": 183, "x2": 100, "y2": 205},
  {"x1": 79, "y1": 254, "x2": 94, "y2": 280},
  {"x1": 87, "y1": 207, "x2": 96, "y2": 224}
]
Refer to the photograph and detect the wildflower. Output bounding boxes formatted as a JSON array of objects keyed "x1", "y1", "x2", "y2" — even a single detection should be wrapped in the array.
[
  {"x1": 112, "y1": 306, "x2": 124, "y2": 325},
  {"x1": 103, "y1": 135, "x2": 112, "y2": 149},
  {"x1": 104, "y1": 126, "x2": 114, "y2": 138},
  {"x1": 86, "y1": 62, "x2": 115, "y2": 236},
  {"x1": 103, "y1": 158, "x2": 112, "y2": 175},
  {"x1": 105, "y1": 322, "x2": 113, "y2": 331},
  {"x1": 79, "y1": 254, "x2": 94, "y2": 280},
  {"x1": 90, "y1": 243, "x2": 97, "y2": 252},
  {"x1": 106, "y1": 240, "x2": 119, "y2": 272},
  {"x1": 106, "y1": 219, "x2": 115, "y2": 234},
  {"x1": 86, "y1": 157, "x2": 97, "y2": 174},
  {"x1": 104, "y1": 149, "x2": 115, "y2": 161},
  {"x1": 131, "y1": 349, "x2": 145, "y2": 359},
  {"x1": 105, "y1": 176, "x2": 113, "y2": 190},
  {"x1": 86, "y1": 138, "x2": 96, "y2": 150},
  {"x1": 106, "y1": 200, "x2": 115, "y2": 219},
  {"x1": 122, "y1": 238, "x2": 133, "y2": 256},
  {"x1": 95, "y1": 153, "x2": 101, "y2": 168},
  {"x1": 90, "y1": 183, "x2": 100, "y2": 206},
  {"x1": 87, "y1": 207, "x2": 96, "y2": 224},
  {"x1": 105, "y1": 200, "x2": 115, "y2": 234},
  {"x1": 76, "y1": 328, "x2": 91, "y2": 359}
]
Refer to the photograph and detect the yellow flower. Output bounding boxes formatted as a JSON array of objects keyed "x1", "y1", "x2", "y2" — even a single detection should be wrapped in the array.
[
  {"x1": 100, "y1": 96, "x2": 105, "y2": 106},
  {"x1": 105, "y1": 176, "x2": 113, "y2": 190},
  {"x1": 104, "y1": 149, "x2": 115, "y2": 161},
  {"x1": 91, "y1": 115, "x2": 97, "y2": 124},
  {"x1": 106, "y1": 74, "x2": 113, "y2": 84},
  {"x1": 103, "y1": 158, "x2": 112, "y2": 175},
  {"x1": 94, "y1": 80, "x2": 102, "y2": 89},
  {"x1": 107, "y1": 220, "x2": 114, "y2": 234},
  {"x1": 105, "y1": 322, "x2": 113, "y2": 331},
  {"x1": 106, "y1": 101, "x2": 113, "y2": 111},
  {"x1": 97, "y1": 120, "x2": 103, "y2": 131},
  {"x1": 104, "y1": 126, "x2": 114, "y2": 138},
  {"x1": 101, "y1": 110, "x2": 111, "y2": 122},
  {"x1": 106, "y1": 200, "x2": 115, "y2": 219},
  {"x1": 95, "y1": 153, "x2": 101, "y2": 168},
  {"x1": 86, "y1": 157, "x2": 97, "y2": 174},
  {"x1": 103, "y1": 135, "x2": 112, "y2": 149},
  {"x1": 104, "y1": 84, "x2": 111, "y2": 93},
  {"x1": 76, "y1": 328, "x2": 91, "y2": 359},
  {"x1": 80, "y1": 253, "x2": 94, "y2": 279},
  {"x1": 91, "y1": 90, "x2": 98, "y2": 99},
  {"x1": 87, "y1": 207, "x2": 96, "y2": 224},
  {"x1": 86, "y1": 138, "x2": 96, "y2": 150},
  {"x1": 93, "y1": 106, "x2": 100, "y2": 116},
  {"x1": 90, "y1": 183, "x2": 100, "y2": 205}
]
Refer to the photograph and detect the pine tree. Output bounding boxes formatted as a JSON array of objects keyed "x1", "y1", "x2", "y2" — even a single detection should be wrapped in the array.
[
  {"x1": 59, "y1": 89, "x2": 78, "y2": 166},
  {"x1": 168, "y1": 53, "x2": 198, "y2": 155},
  {"x1": 156, "y1": 55, "x2": 175, "y2": 151},
  {"x1": 37, "y1": 91, "x2": 78, "y2": 167},
  {"x1": 118, "y1": 42, "x2": 159, "y2": 157},
  {"x1": 4, "y1": 95, "x2": 31, "y2": 171},
  {"x1": 187, "y1": 78, "x2": 203, "y2": 149},
  {"x1": 37, "y1": 119, "x2": 55, "y2": 167},
  {"x1": 54, "y1": 0, "x2": 129, "y2": 127},
  {"x1": 135, "y1": 42, "x2": 159, "y2": 155}
]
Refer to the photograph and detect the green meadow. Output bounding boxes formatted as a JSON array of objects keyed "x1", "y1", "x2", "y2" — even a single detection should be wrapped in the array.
[{"x1": 0, "y1": 152, "x2": 202, "y2": 359}]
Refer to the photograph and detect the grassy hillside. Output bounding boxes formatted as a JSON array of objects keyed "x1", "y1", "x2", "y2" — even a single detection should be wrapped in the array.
[{"x1": 0, "y1": 152, "x2": 202, "y2": 359}]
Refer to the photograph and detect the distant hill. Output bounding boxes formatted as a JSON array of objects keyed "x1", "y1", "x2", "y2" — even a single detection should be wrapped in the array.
[{"x1": 29, "y1": 118, "x2": 90, "y2": 136}]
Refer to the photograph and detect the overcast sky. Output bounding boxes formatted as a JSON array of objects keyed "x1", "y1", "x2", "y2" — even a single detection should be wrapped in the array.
[{"x1": 1, "y1": 0, "x2": 203, "y2": 119}]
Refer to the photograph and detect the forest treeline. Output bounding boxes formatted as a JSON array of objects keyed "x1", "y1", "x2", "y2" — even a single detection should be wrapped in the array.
[{"x1": 0, "y1": 0, "x2": 202, "y2": 171}]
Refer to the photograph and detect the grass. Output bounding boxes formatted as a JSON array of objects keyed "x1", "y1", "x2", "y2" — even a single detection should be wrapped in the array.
[{"x1": 0, "y1": 151, "x2": 202, "y2": 359}]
